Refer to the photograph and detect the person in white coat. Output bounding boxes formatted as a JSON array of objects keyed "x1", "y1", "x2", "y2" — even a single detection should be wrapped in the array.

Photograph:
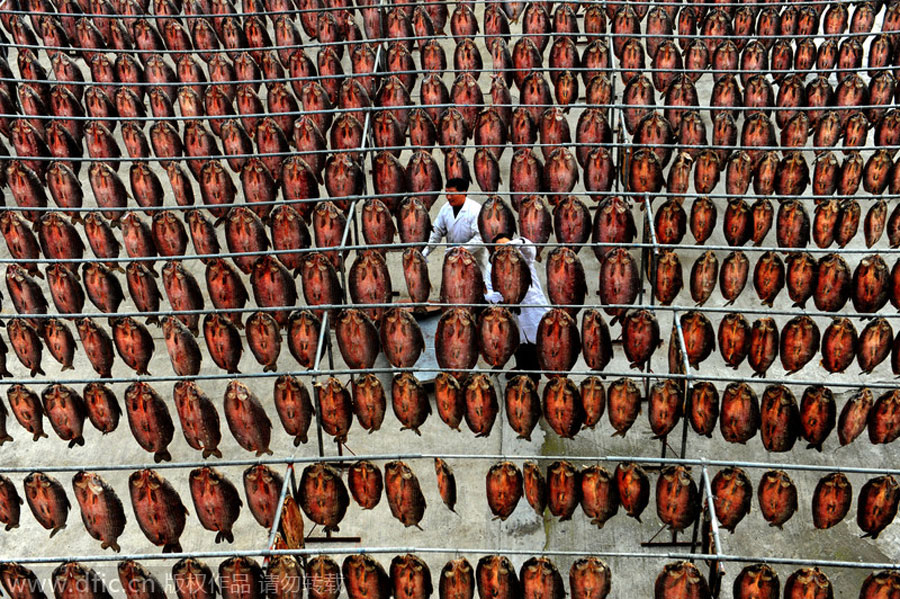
[
  {"x1": 421, "y1": 177, "x2": 490, "y2": 289},
  {"x1": 483, "y1": 230, "x2": 550, "y2": 383}
]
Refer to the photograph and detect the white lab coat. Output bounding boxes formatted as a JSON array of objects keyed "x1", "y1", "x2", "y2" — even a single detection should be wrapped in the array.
[
  {"x1": 422, "y1": 197, "x2": 490, "y2": 288},
  {"x1": 484, "y1": 237, "x2": 550, "y2": 344}
]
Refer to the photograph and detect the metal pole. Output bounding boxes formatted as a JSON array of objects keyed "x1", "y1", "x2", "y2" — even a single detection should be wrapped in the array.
[
  {"x1": 701, "y1": 465, "x2": 725, "y2": 597},
  {"x1": 6, "y1": 451, "x2": 900, "y2": 476},
  {"x1": 264, "y1": 463, "x2": 296, "y2": 554},
  {"x1": 0, "y1": 361, "x2": 896, "y2": 391},
  {"x1": 3, "y1": 545, "x2": 900, "y2": 571}
]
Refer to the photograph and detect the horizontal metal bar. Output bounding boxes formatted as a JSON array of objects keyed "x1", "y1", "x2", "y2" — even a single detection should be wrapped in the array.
[
  {"x1": 5, "y1": 99, "x2": 899, "y2": 126},
  {"x1": 1, "y1": 544, "x2": 897, "y2": 571},
  {"x1": 0, "y1": 357, "x2": 895, "y2": 391},
  {"x1": 0, "y1": 0, "x2": 882, "y2": 21},
  {"x1": 0, "y1": 547, "x2": 729, "y2": 565},
  {"x1": 3, "y1": 141, "x2": 898, "y2": 171},
  {"x1": 0, "y1": 0, "x2": 881, "y2": 21},
  {"x1": 0, "y1": 187, "x2": 896, "y2": 223},
  {"x1": 10, "y1": 452, "x2": 900, "y2": 478},
  {"x1": 0, "y1": 26, "x2": 890, "y2": 58},
  {"x1": 2, "y1": 59, "x2": 894, "y2": 91},
  {"x1": 11, "y1": 234, "x2": 900, "y2": 272},
  {"x1": 9, "y1": 291, "x2": 900, "y2": 322}
]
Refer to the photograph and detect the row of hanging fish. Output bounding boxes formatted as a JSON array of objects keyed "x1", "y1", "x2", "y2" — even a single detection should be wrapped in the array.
[
  {"x1": 644, "y1": 193, "x2": 900, "y2": 251},
  {"x1": 480, "y1": 460, "x2": 900, "y2": 538},
  {"x1": 486, "y1": 195, "x2": 900, "y2": 310},
  {"x1": 6, "y1": 555, "x2": 900, "y2": 599},
  {"x1": 431, "y1": 303, "x2": 900, "y2": 379},
  {"x1": 5, "y1": 196, "x2": 900, "y2": 347},
  {"x1": 647, "y1": 247, "x2": 900, "y2": 313},
  {"x1": 656, "y1": 562, "x2": 900, "y2": 599},
  {"x1": 7, "y1": 329, "x2": 900, "y2": 451},
  {"x1": 0, "y1": 553, "x2": 597, "y2": 599},
  {"x1": 0, "y1": 464, "x2": 292, "y2": 552},
  {"x1": 4, "y1": 457, "x2": 895, "y2": 555},
  {"x1": 6, "y1": 299, "x2": 900, "y2": 441},
  {"x1": 0, "y1": 460, "x2": 396, "y2": 552},
  {"x1": 0, "y1": 379, "x2": 294, "y2": 458},
  {"x1": 9, "y1": 99, "x2": 899, "y2": 225},
  {"x1": 10, "y1": 192, "x2": 900, "y2": 320},
  {"x1": 0, "y1": 459, "x2": 434, "y2": 552}
]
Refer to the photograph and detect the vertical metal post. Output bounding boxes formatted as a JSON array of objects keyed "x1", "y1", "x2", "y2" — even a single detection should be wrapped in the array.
[
  {"x1": 263, "y1": 463, "x2": 296, "y2": 565},
  {"x1": 311, "y1": 310, "x2": 331, "y2": 458},
  {"x1": 672, "y1": 310, "x2": 694, "y2": 460},
  {"x1": 701, "y1": 465, "x2": 725, "y2": 598},
  {"x1": 309, "y1": 11, "x2": 385, "y2": 462},
  {"x1": 642, "y1": 195, "x2": 661, "y2": 454},
  {"x1": 608, "y1": 26, "x2": 621, "y2": 194}
]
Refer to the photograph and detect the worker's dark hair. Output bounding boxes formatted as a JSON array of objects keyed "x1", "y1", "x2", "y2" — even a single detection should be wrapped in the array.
[
  {"x1": 490, "y1": 230, "x2": 515, "y2": 245},
  {"x1": 446, "y1": 177, "x2": 469, "y2": 191}
]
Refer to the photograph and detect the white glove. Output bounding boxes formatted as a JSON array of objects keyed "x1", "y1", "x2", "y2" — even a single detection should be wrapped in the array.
[{"x1": 485, "y1": 291, "x2": 503, "y2": 304}]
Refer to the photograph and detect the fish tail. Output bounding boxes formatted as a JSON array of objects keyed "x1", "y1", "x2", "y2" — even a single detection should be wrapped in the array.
[
  {"x1": 49, "y1": 524, "x2": 66, "y2": 538},
  {"x1": 163, "y1": 541, "x2": 182, "y2": 554},
  {"x1": 0, "y1": 434, "x2": 12, "y2": 445},
  {"x1": 215, "y1": 531, "x2": 235, "y2": 544},
  {"x1": 155, "y1": 449, "x2": 173, "y2": 463},
  {"x1": 68, "y1": 437, "x2": 85, "y2": 448},
  {"x1": 61, "y1": 364, "x2": 75, "y2": 371}
]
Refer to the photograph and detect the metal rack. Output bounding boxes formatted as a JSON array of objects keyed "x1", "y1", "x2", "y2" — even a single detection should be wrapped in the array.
[{"x1": 0, "y1": 0, "x2": 897, "y2": 596}]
